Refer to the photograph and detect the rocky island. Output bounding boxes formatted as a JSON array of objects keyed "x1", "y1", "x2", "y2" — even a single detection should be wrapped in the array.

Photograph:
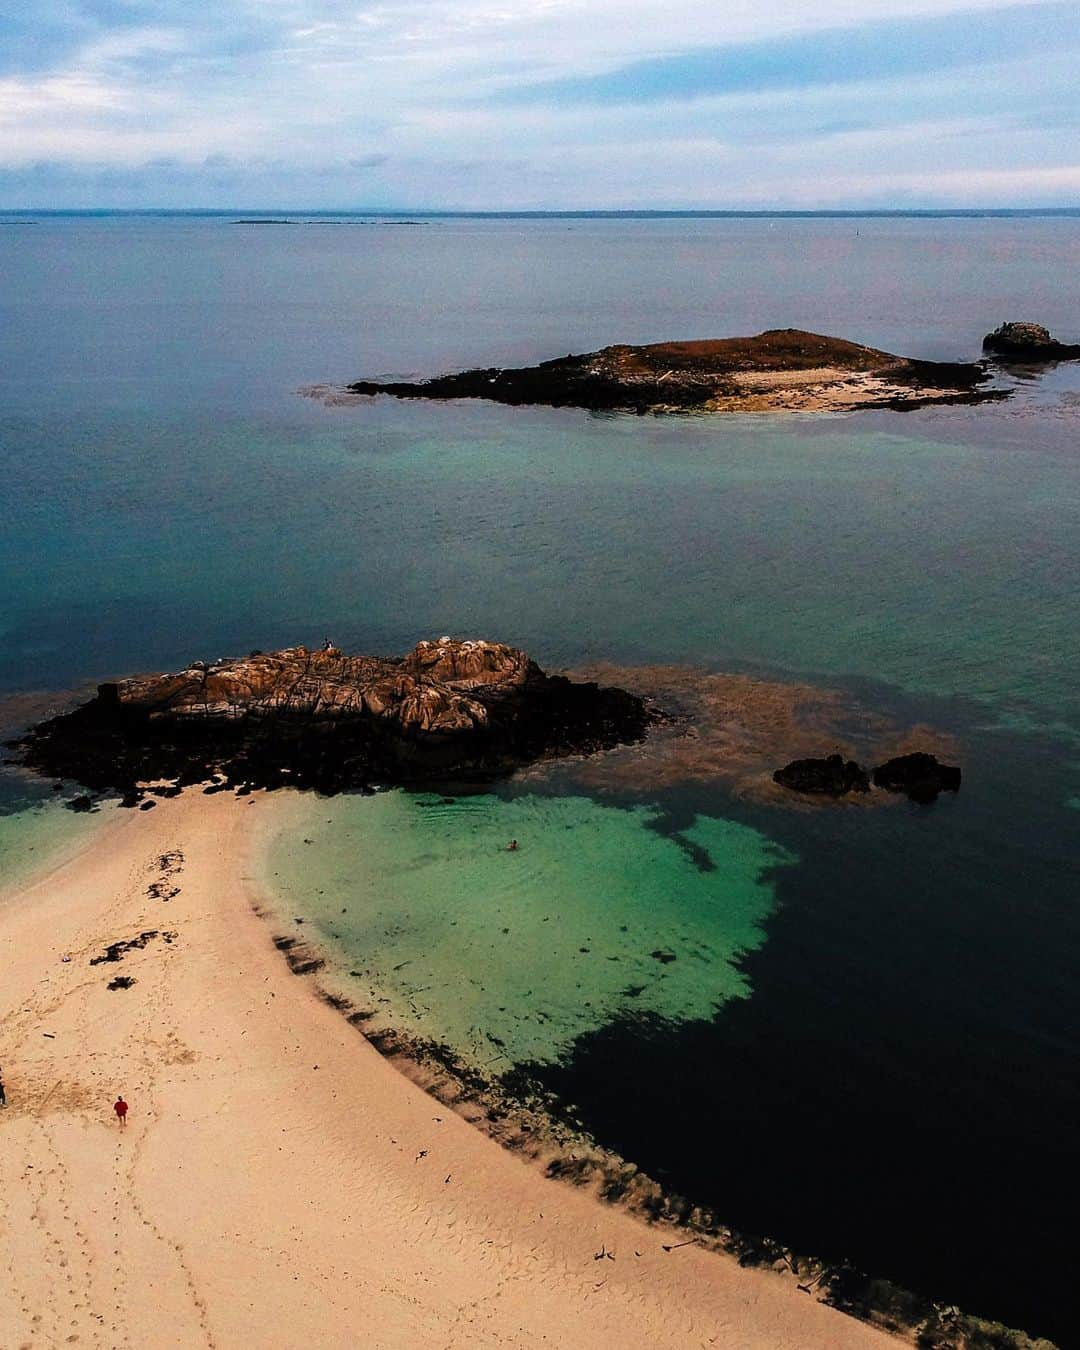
[
  {"x1": 347, "y1": 328, "x2": 999, "y2": 414},
  {"x1": 982, "y1": 321, "x2": 1080, "y2": 362},
  {"x1": 14, "y1": 638, "x2": 655, "y2": 801}
]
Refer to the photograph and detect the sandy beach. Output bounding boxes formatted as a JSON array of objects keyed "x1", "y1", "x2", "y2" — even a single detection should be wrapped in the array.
[{"x1": 0, "y1": 791, "x2": 893, "y2": 1349}]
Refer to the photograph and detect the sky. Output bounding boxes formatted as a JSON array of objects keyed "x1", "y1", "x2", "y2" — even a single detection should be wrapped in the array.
[{"x1": 0, "y1": 0, "x2": 1078, "y2": 208}]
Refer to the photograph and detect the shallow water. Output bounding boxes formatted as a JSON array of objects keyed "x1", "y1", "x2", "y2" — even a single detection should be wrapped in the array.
[
  {"x1": 263, "y1": 789, "x2": 790, "y2": 1066},
  {"x1": 2, "y1": 212, "x2": 1079, "y2": 1341},
  {"x1": 0, "y1": 794, "x2": 105, "y2": 893}
]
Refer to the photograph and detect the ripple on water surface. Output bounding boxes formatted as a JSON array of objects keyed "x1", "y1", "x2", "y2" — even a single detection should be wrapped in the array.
[{"x1": 262, "y1": 790, "x2": 793, "y2": 1068}]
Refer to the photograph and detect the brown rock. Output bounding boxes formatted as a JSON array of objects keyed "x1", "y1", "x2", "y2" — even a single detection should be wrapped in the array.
[{"x1": 17, "y1": 638, "x2": 656, "y2": 796}]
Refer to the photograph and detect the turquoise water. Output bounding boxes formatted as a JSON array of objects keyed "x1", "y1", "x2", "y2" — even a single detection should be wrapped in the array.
[
  {"x1": 0, "y1": 794, "x2": 105, "y2": 893},
  {"x1": 0, "y1": 692, "x2": 107, "y2": 889},
  {"x1": 2, "y1": 213, "x2": 1079, "y2": 1340},
  {"x1": 263, "y1": 790, "x2": 791, "y2": 1066}
]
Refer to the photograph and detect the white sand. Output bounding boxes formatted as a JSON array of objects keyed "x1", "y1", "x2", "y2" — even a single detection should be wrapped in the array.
[{"x1": 0, "y1": 792, "x2": 892, "y2": 1348}]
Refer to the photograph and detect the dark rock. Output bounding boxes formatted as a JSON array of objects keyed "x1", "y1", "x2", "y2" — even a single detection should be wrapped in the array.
[
  {"x1": 139, "y1": 799, "x2": 157, "y2": 810},
  {"x1": 107, "y1": 975, "x2": 136, "y2": 990},
  {"x1": 773, "y1": 754, "x2": 870, "y2": 797},
  {"x1": 14, "y1": 638, "x2": 658, "y2": 799},
  {"x1": 871, "y1": 753, "x2": 961, "y2": 803},
  {"x1": 982, "y1": 321, "x2": 1080, "y2": 362},
  {"x1": 66, "y1": 794, "x2": 95, "y2": 812}
]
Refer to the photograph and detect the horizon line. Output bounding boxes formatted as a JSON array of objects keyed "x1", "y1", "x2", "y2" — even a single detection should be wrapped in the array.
[{"x1": 1, "y1": 206, "x2": 1079, "y2": 219}]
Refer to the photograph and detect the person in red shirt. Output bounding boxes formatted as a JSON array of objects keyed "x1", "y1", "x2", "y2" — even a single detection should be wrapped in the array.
[{"x1": 113, "y1": 1096, "x2": 128, "y2": 1127}]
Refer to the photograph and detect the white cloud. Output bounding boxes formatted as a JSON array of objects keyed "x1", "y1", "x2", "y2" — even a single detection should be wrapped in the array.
[{"x1": 0, "y1": 0, "x2": 1075, "y2": 204}]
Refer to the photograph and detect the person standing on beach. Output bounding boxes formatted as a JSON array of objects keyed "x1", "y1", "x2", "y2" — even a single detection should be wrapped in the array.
[{"x1": 113, "y1": 1095, "x2": 128, "y2": 1127}]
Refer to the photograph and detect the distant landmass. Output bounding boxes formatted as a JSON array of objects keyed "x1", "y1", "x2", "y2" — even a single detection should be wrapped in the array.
[{"x1": 3, "y1": 207, "x2": 1080, "y2": 220}]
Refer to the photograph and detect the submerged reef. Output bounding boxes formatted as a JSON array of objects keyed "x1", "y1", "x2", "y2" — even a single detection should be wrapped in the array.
[
  {"x1": 345, "y1": 328, "x2": 1000, "y2": 414},
  {"x1": 559, "y1": 663, "x2": 962, "y2": 808},
  {"x1": 12, "y1": 638, "x2": 656, "y2": 801}
]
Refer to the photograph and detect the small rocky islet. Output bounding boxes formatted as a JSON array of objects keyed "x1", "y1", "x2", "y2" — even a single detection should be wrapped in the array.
[
  {"x1": 982, "y1": 321, "x2": 1080, "y2": 362},
  {"x1": 13, "y1": 638, "x2": 657, "y2": 802},
  {"x1": 342, "y1": 322, "x2": 1077, "y2": 416},
  {"x1": 346, "y1": 327, "x2": 997, "y2": 415}
]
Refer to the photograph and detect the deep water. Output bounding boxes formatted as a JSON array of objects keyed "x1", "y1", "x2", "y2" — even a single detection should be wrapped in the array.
[
  {"x1": 524, "y1": 710, "x2": 1080, "y2": 1343},
  {"x1": 2, "y1": 212, "x2": 1079, "y2": 1343}
]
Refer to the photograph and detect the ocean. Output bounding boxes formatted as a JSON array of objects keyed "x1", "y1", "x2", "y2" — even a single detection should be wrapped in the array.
[{"x1": 2, "y1": 210, "x2": 1078, "y2": 1342}]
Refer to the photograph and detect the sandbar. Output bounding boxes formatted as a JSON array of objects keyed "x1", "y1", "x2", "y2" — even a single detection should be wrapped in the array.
[{"x1": 0, "y1": 792, "x2": 892, "y2": 1348}]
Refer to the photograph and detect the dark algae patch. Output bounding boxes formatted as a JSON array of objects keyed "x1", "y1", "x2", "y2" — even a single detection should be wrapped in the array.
[{"x1": 90, "y1": 930, "x2": 173, "y2": 964}]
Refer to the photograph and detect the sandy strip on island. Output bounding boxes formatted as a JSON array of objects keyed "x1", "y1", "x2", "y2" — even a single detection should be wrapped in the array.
[{"x1": 0, "y1": 792, "x2": 893, "y2": 1349}]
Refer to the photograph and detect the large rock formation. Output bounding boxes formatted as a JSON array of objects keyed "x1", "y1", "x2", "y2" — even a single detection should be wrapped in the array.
[
  {"x1": 345, "y1": 329, "x2": 999, "y2": 415},
  {"x1": 15, "y1": 639, "x2": 656, "y2": 800},
  {"x1": 982, "y1": 322, "x2": 1080, "y2": 361}
]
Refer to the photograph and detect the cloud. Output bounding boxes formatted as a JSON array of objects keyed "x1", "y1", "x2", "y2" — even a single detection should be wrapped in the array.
[
  {"x1": 487, "y1": 2, "x2": 1077, "y2": 105},
  {"x1": 0, "y1": 0, "x2": 1077, "y2": 206}
]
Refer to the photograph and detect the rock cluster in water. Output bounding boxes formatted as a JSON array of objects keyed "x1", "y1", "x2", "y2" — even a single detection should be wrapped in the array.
[
  {"x1": 346, "y1": 329, "x2": 997, "y2": 415},
  {"x1": 772, "y1": 754, "x2": 871, "y2": 797},
  {"x1": 773, "y1": 751, "x2": 961, "y2": 803},
  {"x1": 871, "y1": 752, "x2": 962, "y2": 801},
  {"x1": 14, "y1": 639, "x2": 656, "y2": 801},
  {"x1": 982, "y1": 321, "x2": 1080, "y2": 361}
]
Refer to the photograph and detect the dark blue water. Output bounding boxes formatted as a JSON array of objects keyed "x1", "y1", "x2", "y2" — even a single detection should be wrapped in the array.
[{"x1": 2, "y1": 213, "x2": 1079, "y2": 1342}]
